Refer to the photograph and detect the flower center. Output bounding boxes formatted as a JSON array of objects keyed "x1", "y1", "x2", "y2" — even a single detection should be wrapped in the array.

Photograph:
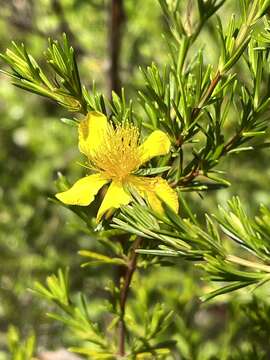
[{"x1": 89, "y1": 123, "x2": 142, "y2": 181}]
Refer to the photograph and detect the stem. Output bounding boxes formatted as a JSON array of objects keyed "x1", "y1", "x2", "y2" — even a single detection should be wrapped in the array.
[
  {"x1": 191, "y1": 71, "x2": 222, "y2": 119},
  {"x1": 180, "y1": 168, "x2": 200, "y2": 186},
  {"x1": 220, "y1": 1, "x2": 259, "y2": 74},
  {"x1": 222, "y1": 133, "x2": 241, "y2": 154},
  {"x1": 173, "y1": 2, "x2": 261, "y2": 187},
  {"x1": 118, "y1": 237, "x2": 142, "y2": 356},
  {"x1": 172, "y1": 72, "x2": 222, "y2": 187},
  {"x1": 109, "y1": 0, "x2": 125, "y2": 95},
  {"x1": 176, "y1": 127, "x2": 242, "y2": 187},
  {"x1": 235, "y1": 0, "x2": 259, "y2": 49}
]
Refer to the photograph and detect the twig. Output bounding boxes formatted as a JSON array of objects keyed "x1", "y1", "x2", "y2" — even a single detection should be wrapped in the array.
[
  {"x1": 169, "y1": 9, "x2": 222, "y2": 189},
  {"x1": 175, "y1": 131, "x2": 241, "y2": 187},
  {"x1": 191, "y1": 71, "x2": 222, "y2": 119},
  {"x1": 118, "y1": 237, "x2": 142, "y2": 356},
  {"x1": 222, "y1": 133, "x2": 241, "y2": 154},
  {"x1": 172, "y1": 72, "x2": 222, "y2": 187},
  {"x1": 178, "y1": 168, "x2": 200, "y2": 186}
]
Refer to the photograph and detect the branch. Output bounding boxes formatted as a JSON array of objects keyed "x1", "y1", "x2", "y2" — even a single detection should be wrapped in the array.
[
  {"x1": 171, "y1": 72, "x2": 222, "y2": 187},
  {"x1": 109, "y1": 0, "x2": 125, "y2": 95},
  {"x1": 191, "y1": 71, "x2": 222, "y2": 119},
  {"x1": 222, "y1": 133, "x2": 242, "y2": 154},
  {"x1": 118, "y1": 237, "x2": 142, "y2": 356},
  {"x1": 177, "y1": 168, "x2": 200, "y2": 187}
]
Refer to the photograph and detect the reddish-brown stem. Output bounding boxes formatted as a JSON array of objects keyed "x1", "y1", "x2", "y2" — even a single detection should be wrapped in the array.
[
  {"x1": 109, "y1": 0, "x2": 125, "y2": 95},
  {"x1": 179, "y1": 168, "x2": 200, "y2": 186},
  {"x1": 174, "y1": 132, "x2": 241, "y2": 187},
  {"x1": 191, "y1": 71, "x2": 222, "y2": 119},
  {"x1": 222, "y1": 133, "x2": 241, "y2": 154},
  {"x1": 172, "y1": 72, "x2": 222, "y2": 187},
  {"x1": 118, "y1": 237, "x2": 142, "y2": 356}
]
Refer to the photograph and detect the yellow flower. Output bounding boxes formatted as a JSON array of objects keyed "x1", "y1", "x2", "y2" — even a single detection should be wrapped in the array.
[{"x1": 56, "y1": 112, "x2": 178, "y2": 222}]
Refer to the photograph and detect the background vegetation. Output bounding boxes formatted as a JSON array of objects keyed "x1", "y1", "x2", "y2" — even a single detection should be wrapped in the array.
[{"x1": 1, "y1": 0, "x2": 270, "y2": 358}]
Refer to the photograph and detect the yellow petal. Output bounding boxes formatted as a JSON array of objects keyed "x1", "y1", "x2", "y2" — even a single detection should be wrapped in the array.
[
  {"x1": 55, "y1": 173, "x2": 108, "y2": 206},
  {"x1": 129, "y1": 176, "x2": 179, "y2": 214},
  {"x1": 139, "y1": 130, "x2": 171, "y2": 164},
  {"x1": 79, "y1": 111, "x2": 108, "y2": 157},
  {"x1": 96, "y1": 181, "x2": 132, "y2": 222}
]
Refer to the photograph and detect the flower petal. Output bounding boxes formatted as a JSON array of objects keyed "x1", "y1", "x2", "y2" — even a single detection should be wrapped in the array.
[
  {"x1": 96, "y1": 181, "x2": 132, "y2": 222},
  {"x1": 129, "y1": 176, "x2": 179, "y2": 213},
  {"x1": 79, "y1": 111, "x2": 108, "y2": 157},
  {"x1": 139, "y1": 130, "x2": 171, "y2": 164},
  {"x1": 56, "y1": 173, "x2": 108, "y2": 206}
]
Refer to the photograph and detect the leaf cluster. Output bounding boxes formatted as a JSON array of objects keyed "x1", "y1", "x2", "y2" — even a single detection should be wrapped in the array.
[
  {"x1": 33, "y1": 268, "x2": 175, "y2": 359},
  {"x1": 114, "y1": 195, "x2": 270, "y2": 301},
  {"x1": 6, "y1": 326, "x2": 36, "y2": 360}
]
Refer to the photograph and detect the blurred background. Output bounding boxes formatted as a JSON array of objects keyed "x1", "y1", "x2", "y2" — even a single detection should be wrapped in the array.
[{"x1": 1, "y1": 0, "x2": 270, "y2": 358}]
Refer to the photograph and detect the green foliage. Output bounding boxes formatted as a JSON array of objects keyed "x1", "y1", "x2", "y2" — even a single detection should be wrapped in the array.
[
  {"x1": 0, "y1": 36, "x2": 86, "y2": 113},
  {"x1": 33, "y1": 269, "x2": 113, "y2": 358},
  {"x1": 114, "y1": 195, "x2": 270, "y2": 302},
  {"x1": 2, "y1": 0, "x2": 270, "y2": 359},
  {"x1": 137, "y1": 0, "x2": 270, "y2": 195},
  {"x1": 7, "y1": 327, "x2": 36, "y2": 360},
  {"x1": 33, "y1": 269, "x2": 175, "y2": 359}
]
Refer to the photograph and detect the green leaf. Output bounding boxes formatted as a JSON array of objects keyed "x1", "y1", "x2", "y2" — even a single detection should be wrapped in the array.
[
  {"x1": 200, "y1": 280, "x2": 256, "y2": 302},
  {"x1": 135, "y1": 166, "x2": 171, "y2": 176},
  {"x1": 68, "y1": 348, "x2": 115, "y2": 359},
  {"x1": 78, "y1": 250, "x2": 126, "y2": 267}
]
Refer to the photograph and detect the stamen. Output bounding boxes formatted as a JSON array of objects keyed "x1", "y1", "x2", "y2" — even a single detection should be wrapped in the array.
[{"x1": 89, "y1": 123, "x2": 142, "y2": 181}]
